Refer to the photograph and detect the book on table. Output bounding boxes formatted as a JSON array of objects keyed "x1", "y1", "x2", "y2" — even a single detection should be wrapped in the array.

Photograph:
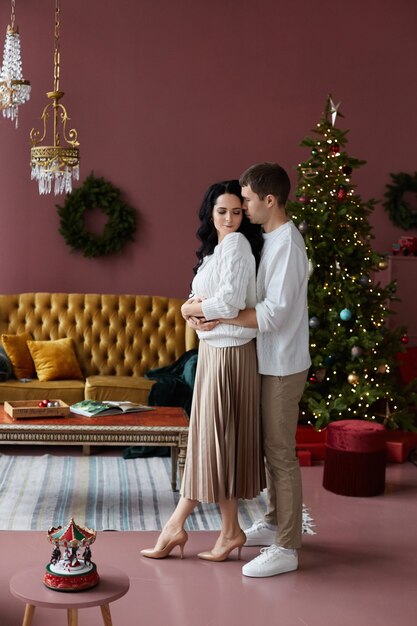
[{"x1": 70, "y1": 400, "x2": 154, "y2": 417}]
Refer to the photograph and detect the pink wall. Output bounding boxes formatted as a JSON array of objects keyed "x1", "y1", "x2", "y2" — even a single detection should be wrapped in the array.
[{"x1": 0, "y1": 0, "x2": 416, "y2": 298}]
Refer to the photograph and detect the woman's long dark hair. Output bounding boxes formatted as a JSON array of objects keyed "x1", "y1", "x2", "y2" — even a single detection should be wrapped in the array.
[{"x1": 192, "y1": 180, "x2": 263, "y2": 275}]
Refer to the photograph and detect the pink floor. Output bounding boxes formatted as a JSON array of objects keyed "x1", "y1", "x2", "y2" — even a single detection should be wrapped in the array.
[{"x1": 1, "y1": 460, "x2": 417, "y2": 626}]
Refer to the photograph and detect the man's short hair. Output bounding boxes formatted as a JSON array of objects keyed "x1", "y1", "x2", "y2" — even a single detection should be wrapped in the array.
[{"x1": 239, "y1": 162, "x2": 291, "y2": 206}]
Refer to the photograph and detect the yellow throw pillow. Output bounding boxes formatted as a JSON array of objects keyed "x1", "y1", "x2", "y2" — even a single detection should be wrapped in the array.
[
  {"x1": 27, "y1": 338, "x2": 84, "y2": 382},
  {"x1": 2, "y1": 332, "x2": 35, "y2": 379}
]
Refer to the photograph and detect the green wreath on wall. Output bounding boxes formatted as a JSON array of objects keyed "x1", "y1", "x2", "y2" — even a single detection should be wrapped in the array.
[
  {"x1": 383, "y1": 172, "x2": 417, "y2": 230},
  {"x1": 57, "y1": 173, "x2": 137, "y2": 258}
]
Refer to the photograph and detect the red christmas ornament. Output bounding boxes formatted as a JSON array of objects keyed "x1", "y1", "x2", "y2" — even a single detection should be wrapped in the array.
[
  {"x1": 298, "y1": 195, "x2": 309, "y2": 204},
  {"x1": 309, "y1": 375, "x2": 317, "y2": 384},
  {"x1": 330, "y1": 142, "x2": 340, "y2": 154},
  {"x1": 401, "y1": 335, "x2": 409, "y2": 344},
  {"x1": 337, "y1": 185, "x2": 347, "y2": 201},
  {"x1": 342, "y1": 165, "x2": 352, "y2": 175}
]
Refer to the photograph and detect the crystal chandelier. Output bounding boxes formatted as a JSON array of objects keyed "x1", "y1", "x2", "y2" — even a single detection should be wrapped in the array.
[
  {"x1": 0, "y1": 0, "x2": 31, "y2": 128},
  {"x1": 30, "y1": 0, "x2": 79, "y2": 195}
]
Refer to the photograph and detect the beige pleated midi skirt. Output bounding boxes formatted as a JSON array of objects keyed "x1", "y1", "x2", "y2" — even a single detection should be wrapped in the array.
[{"x1": 180, "y1": 339, "x2": 266, "y2": 503}]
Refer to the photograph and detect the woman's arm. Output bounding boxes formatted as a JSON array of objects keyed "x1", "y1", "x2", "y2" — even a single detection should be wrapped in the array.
[
  {"x1": 200, "y1": 233, "x2": 254, "y2": 321},
  {"x1": 190, "y1": 307, "x2": 258, "y2": 331}
]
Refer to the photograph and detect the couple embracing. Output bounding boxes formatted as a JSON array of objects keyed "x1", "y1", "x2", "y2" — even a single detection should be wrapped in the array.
[{"x1": 141, "y1": 162, "x2": 311, "y2": 579}]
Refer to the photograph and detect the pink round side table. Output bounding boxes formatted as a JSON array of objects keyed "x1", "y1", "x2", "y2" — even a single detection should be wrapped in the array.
[{"x1": 10, "y1": 564, "x2": 130, "y2": 626}]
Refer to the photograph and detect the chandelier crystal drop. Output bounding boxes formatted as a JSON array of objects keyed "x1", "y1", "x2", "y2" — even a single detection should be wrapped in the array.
[
  {"x1": 0, "y1": 0, "x2": 31, "y2": 128},
  {"x1": 30, "y1": 0, "x2": 79, "y2": 195}
]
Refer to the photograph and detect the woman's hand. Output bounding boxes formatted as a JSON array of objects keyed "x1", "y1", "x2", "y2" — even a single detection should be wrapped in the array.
[
  {"x1": 181, "y1": 296, "x2": 204, "y2": 320},
  {"x1": 186, "y1": 317, "x2": 219, "y2": 331},
  {"x1": 182, "y1": 296, "x2": 219, "y2": 330}
]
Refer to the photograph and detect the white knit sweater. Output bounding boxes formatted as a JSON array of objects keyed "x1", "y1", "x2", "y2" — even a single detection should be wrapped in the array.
[
  {"x1": 192, "y1": 232, "x2": 257, "y2": 347},
  {"x1": 255, "y1": 221, "x2": 311, "y2": 376}
]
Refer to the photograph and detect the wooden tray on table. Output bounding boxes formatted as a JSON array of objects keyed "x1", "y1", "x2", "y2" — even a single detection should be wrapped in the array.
[{"x1": 4, "y1": 400, "x2": 70, "y2": 420}]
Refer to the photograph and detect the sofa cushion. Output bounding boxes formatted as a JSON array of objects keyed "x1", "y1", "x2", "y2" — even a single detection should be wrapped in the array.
[
  {"x1": 0, "y1": 379, "x2": 85, "y2": 404},
  {"x1": 85, "y1": 375, "x2": 155, "y2": 404},
  {"x1": 2, "y1": 332, "x2": 36, "y2": 379},
  {"x1": 27, "y1": 338, "x2": 83, "y2": 382}
]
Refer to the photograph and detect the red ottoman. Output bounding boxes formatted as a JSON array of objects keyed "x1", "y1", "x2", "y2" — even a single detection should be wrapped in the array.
[{"x1": 323, "y1": 420, "x2": 387, "y2": 497}]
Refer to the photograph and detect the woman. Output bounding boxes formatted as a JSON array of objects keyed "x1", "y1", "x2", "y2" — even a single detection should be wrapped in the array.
[{"x1": 141, "y1": 180, "x2": 265, "y2": 562}]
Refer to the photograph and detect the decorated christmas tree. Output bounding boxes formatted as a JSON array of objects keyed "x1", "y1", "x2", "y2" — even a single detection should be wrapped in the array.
[{"x1": 288, "y1": 96, "x2": 417, "y2": 431}]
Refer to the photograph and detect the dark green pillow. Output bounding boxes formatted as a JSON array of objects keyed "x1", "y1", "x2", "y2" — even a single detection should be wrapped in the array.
[
  {"x1": 145, "y1": 349, "x2": 198, "y2": 389},
  {"x1": 182, "y1": 353, "x2": 198, "y2": 389},
  {"x1": 148, "y1": 376, "x2": 192, "y2": 414},
  {"x1": 0, "y1": 345, "x2": 13, "y2": 381}
]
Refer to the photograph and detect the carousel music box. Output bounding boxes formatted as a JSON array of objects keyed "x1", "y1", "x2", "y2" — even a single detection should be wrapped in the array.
[{"x1": 44, "y1": 518, "x2": 99, "y2": 591}]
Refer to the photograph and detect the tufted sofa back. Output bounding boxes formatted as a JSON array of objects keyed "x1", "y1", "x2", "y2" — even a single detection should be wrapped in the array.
[{"x1": 0, "y1": 293, "x2": 198, "y2": 377}]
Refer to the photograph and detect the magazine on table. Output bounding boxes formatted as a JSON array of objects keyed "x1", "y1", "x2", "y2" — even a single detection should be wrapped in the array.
[{"x1": 70, "y1": 400, "x2": 154, "y2": 417}]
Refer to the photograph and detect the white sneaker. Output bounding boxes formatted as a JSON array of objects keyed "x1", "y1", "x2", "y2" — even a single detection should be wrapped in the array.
[
  {"x1": 242, "y1": 545, "x2": 298, "y2": 578},
  {"x1": 244, "y1": 519, "x2": 277, "y2": 547}
]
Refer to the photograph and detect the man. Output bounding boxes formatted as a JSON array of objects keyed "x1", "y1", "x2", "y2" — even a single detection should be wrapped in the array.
[{"x1": 220, "y1": 162, "x2": 311, "y2": 577}]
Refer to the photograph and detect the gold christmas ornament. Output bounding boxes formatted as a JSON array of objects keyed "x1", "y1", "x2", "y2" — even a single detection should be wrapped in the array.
[
  {"x1": 378, "y1": 258, "x2": 389, "y2": 270},
  {"x1": 347, "y1": 372, "x2": 360, "y2": 385}
]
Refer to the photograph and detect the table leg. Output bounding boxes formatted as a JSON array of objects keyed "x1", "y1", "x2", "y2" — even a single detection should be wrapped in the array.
[
  {"x1": 67, "y1": 608, "x2": 78, "y2": 625},
  {"x1": 178, "y1": 445, "x2": 186, "y2": 488},
  {"x1": 171, "y1": 446, "x2": 178, "y2": 491},
  {"x1": 22, "y1": 604, "x2": 35, "y2": 626},
  {"x1": 100, "y1": 603, "x2": 113, "y2": 626}
]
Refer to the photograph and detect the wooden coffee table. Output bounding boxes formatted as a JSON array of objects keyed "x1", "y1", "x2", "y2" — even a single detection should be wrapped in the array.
[{"x1": 0, "y1": 405, "x2": 188, "y2": 491}]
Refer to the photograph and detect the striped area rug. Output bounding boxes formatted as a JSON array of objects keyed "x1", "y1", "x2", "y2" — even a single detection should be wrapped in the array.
[{"x1": 0, "y1": 453, "x2": 269, "y2": 532}]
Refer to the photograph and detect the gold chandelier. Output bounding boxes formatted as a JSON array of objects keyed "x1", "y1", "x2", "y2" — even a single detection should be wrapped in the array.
[
  {"x1": 0, "y1": 0, "x2": 31, "y2": 128},
  {"x1": 30, "y1": 0, "x2": 79, "y2": 195}
]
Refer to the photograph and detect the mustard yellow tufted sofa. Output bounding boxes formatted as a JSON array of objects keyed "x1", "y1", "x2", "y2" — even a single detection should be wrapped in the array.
[{"x1": 0, "y1": 293, "x2": 198, "y2": 405}]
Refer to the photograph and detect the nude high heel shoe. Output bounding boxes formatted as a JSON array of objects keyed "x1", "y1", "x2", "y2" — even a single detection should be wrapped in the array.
[
  {"x1": 197, "y1": 530, "x2": 246, "y2": 562},
  {"x1": 141, "y1": 529, "x2": 188, "y2": 559}
]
